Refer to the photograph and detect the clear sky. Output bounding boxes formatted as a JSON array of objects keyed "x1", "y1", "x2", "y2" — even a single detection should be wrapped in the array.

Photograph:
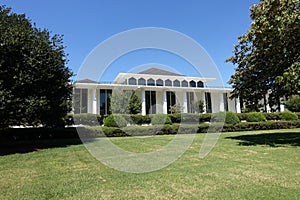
[{"x1": 2, "y1": 0, "x2": 259, "y2": 87}]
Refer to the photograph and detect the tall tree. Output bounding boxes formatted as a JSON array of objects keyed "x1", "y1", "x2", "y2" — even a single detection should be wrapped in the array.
[
  {"x1": 0, "y1": 6, "x2": 73, "y2": 127},
  {"x1": 227, "y1": 0, "x2": 300, "y2": 111}
]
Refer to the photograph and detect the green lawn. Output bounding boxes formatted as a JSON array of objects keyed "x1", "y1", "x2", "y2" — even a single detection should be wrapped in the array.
[{"x1": 0, "y1": 129, "x2": 299, "y2": 199}]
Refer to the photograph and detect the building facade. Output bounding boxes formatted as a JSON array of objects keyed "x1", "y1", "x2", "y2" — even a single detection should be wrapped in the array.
[{"x1": 73, "y1": 68, "x2": 241, "y2": 115}]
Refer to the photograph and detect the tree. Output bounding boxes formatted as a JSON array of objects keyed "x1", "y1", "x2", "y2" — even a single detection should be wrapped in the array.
[
  {"x1": 226, "y1": 0, "x2": 300, "y2": 111},
  {"x1": 285, "y1": 95, "x2": 300, "y2": 112},
  {"x1": 193, "y1": 100, "x2": 205, "y2": 113},
  {"x1": 0, "y1": 6, "x2": 73, "y2": 127},
  {"x1": 110, "y1": 90, "x2": 142, "y2": 114}
]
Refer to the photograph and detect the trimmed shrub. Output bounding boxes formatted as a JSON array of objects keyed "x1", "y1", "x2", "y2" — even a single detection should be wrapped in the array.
[
  {"x1": 151, "y1": 114, "x2": 172, "y2": 125},
  {"x1": 237, "y1": 113, "x2": 247, "y2": 121},
  {"x1": 73, "y1": 114, "x2": 101, "y2": 126},
  {"x1": 246, "y1": 112, "x2": 267, "y2": 122},
  {"x1": 212, "y1": 112, "x2": 240, "y2": 124},
  {"x1": 279, "y1": 111, "x2": 298, "y2": 121},
  {"x1": 199, "y1": 113, "x2": 212, "y2": 122},
  {"x1": 103, "y1": 114, "x2": 127, "y2": 127},
  {"x1": 264, "y1": 112, "x2": 280, "y2": 121}
]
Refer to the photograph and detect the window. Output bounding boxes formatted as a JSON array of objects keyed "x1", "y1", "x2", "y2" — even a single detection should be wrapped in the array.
[
  {"x1": 73, "y1": 89, "x2": 88, "y2": 114},
  {"x1": 197, "y1": 81, "x2": 204, "y2": 88},
  {"x1": 138, "y1": 78, "x2": 146, "y2": 85},
  {"x1": 147, "y1": 79, "x2": 155, "y2": 86},
  {"x1": 128, "y1": 77, "x2": 136, "y2": 85},
  {"x1": 223, "y1": 93, "x2": 229, "y2": 111},
  {"x1": 145, "y1": 91, "x2": 156, "y2": 114},
  {"x1": 156, "y1": 79, "x2": 163, "y2": 86},
  {"x1": 205, "y1": 92, "x2": 212, "y2": 113},
  {"x1": 166, "y1": 91, "x2": 176, "y2": 114},
  {"x1": 187, "y1": 92, "x2": 195, "y2": 113},
  {"x1": 182, "y1": 80, "x2": 188, "y2": 87},
  {"x1": 165, "y1": 79, "x2": 172, "y2": 86},
  {"x1": 100, "y1": 89, "x2": 112, "y2": 115},
  {"x1": 189, "y1": 81, "x2": 196, "y2": 87},
  {"x1": 173, "y1": 80, "x2": 180, "y2": 87}
]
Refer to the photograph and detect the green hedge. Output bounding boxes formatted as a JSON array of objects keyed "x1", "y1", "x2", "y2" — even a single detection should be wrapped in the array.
[
  {"x1": 81, "y1": 120, "x2": 300, "y2": 137},
  {"x1": 279, "y1": 111, "x2": 298, "y2": 121},
  {"x1": 246, "y1": 112, "x2": 267, "y2": 122},
  {"x1": 2, "y1": 121, "x2": 300, "y2": 141}
]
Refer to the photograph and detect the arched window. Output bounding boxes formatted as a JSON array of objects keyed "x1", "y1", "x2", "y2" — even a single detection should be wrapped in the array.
[
  {"x1": 138, "y1": 78, "x2": 146, "y2": 85},
  {"x1": 173, "y1": 80, "x2": 180, "y2": 87},
  {"x1": 147, "y1": 78, "x2": 155, "y2": 86},
  {"x1": 128, "y1": 77, "x2": 137, "y2": 85},
  {"x1": 197, "y1": 81, "x2": 204, "y2": 88},
  {"x1": 189, "y1": 80, "x2": 196, "y2": 87},
  {"x1": 182, "y1": 80, "x2": 188, "y2": 87},
  {"x1": 156, "y1": 79, "x2": 163, "y2": 86},
  {"x1": 165, "y1": 79, "x2": 172, "y2": 86}
]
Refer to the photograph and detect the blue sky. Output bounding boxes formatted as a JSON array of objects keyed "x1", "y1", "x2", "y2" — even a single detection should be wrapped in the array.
[{"x1": 2, "y1": 0, "x2": 259, "y2": 87}]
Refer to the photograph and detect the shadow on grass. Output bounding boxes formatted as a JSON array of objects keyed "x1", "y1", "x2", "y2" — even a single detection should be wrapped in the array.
[
  {"x1": 227, "y1": 131, "x2": 300, "y2": 147},
  {"x1": 0, "y1": 127, "x2": 95, "y2": 156}
]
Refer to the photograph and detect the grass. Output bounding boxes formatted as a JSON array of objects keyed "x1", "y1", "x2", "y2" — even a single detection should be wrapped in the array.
[{"x1": 0, "y1": 128, "x2": 300, "y2": 199}]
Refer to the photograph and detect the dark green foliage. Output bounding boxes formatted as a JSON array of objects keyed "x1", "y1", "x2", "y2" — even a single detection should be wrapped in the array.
[
  {"x1": 1, "y1": 121, "x2": 300, "y2": 141},
  {"x1": 110, "y1": 90, "x2": 142, "y2": 114},
  {"x1": 237, "y1": 113, "x2": 247, "y2": 121},
  {"x1": 279, "y1": 111, "x2": 298, "y2": 121},
  {"x1": 285, "y1": 96, "x2": 300, "y2": 112},
  {"x1": 263, "y1": 112, "x2": 280, "y2": 121},
  {"x1": 150, "y1": 114, "x2": 172, "y2": 125},
  {"x1": 193, "y1": 100, "x2": 205, "y2": 113},
  {"x1": 73, "y1": 114, "x2": 101, "y2": 126},
  {"x1": 103, "y1": 114, "x2": 127, "y2": 128},
  {"x1": 212, "y1": 112, "x2": 240, "y2": 124},
  {"x1": 129, "y1": 92, "x2": 142, "y2": 114},
  {"x1": 0, "y1": 6, "x2": 73, "y2": 127},
  {"x1": 224, "y1": 112, "x2": 240, "y2": 124},
  {"x1": 227, "y1": 0, "x2": 300, "y2": 111},
  {"x1": 246, "y1": 112, "x2": 267, "y2": 122},
  {"x1": 199, "y1": 113, "x2": 212, "y2": 122}
]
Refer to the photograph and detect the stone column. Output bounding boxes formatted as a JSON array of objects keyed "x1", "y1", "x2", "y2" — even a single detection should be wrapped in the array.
[
  {"x1": 183, "y1": 92, "x2": 188, "y2": 113},
  {"x1": 236, "y1": 97, "x2": 241, "y2": 113},
  {"x1": 141, "y1": 90, "x2": 146, "y2": 115},
  {"x1": 92, "y1": 88, "x2": 97, "y2": 114},
  {"x1": 219, "y1": 93, "x2": 225, "y2": 112},
  {"x1": 163, "y1": 91, "x2": 168, "y2": 114}
]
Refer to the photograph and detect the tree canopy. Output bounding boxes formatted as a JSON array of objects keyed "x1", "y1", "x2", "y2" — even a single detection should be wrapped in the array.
[
  {"x1": 0, "y1": 6, "x2": 73, "y2": 127},
  {"x1": 227, "y1": 0, "x2": 300, "y2": 111}
]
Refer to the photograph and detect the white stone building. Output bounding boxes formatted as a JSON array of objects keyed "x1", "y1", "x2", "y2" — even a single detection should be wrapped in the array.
[{"x1": 73, "y1": 68, "x2": 241, "y2": 115}]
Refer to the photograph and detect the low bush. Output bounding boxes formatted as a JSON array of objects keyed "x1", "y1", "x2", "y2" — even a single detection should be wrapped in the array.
[
  {"x1": 212, "y1": 112, "x2": 240, "y2": 124},
  {"x1": 151, "y1": 114, "x2": 172, "y2": 125},
  {"x1": 246, "y1": 112, "x2": 267, "y2": 122},
  {"x1": 199, "y1": 113, "x2": 212, "y2": 122},
  {"x1": 263, "y1": 112, "x2": 280, "y2": 121},
  {"x1": 237, "y1": 113, "x2": 247, "y2": 121},
  {"x1": 72, "y1": 114, "x2": 101, "y2": 126},
  {"x1": 279, "y1": 111, "x2": 298, "y2": 121},
  {"x1": 103, "y1": 114, "x2": 127, "y2": 128}
]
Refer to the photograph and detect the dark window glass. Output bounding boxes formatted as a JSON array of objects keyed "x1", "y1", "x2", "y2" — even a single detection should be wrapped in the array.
[
  {"x1": 100, "y1": 89, "x2": 112, "y2": 115},
  {"x1": 223, "y1": 93, "x2": 228, "y2": 111},
  {"x1": 138, "y1": 78, "x2": 146, "y2": 85},
  {"x1": 147, "y1": 79, "x2": 155, "y2": 86},
  {"x1": 173, "y1": 80, "x2": 180, "y2": 87},
  {"x1": 167, "y1": 91, "x2": 176, "y2": 114},
  {"x1": 165, "y1": 79, "x2": 172, "y2": 86},
  {"x1": 189, "y1": 81, "x2": 196, "y2": 87},
  {"x1": 145, "y1": 91, "x2": 156, "y2": 114},
  {"x1": 156, "y1": 79, "x2": 163, "y2": 86},
  {"x1": 182, "y1": 80, "x2": 188, "y2": 87},
  {"x1": 187, "y1": 92, "x2": 195, "y2": 113},
  {"x1": 197, "y1": 81, "x2": 204, "y2": 88},
  {"x1": 128, "y1": 78, "x2": 137, "y2": 85},
  {"x1": 205, "y1": 92, "x2": 212, "y2": 113}
]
